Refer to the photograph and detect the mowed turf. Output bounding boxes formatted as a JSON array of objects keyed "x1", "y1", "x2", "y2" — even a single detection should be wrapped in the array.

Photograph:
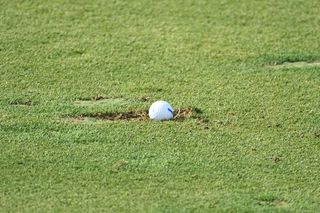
[{"x1": 1, "y1": 0, "x2": 320, "y2": 212}]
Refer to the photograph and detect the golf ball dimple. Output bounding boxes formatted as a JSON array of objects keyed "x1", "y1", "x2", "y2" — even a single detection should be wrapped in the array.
[{"x1": 148, "y1": 100, "x2": 174, "y2": 121}]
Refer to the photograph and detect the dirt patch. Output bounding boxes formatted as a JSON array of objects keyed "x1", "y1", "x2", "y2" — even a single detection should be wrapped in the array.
[
  {"x1": 139, "y1": 96, "x2": 149, "y2": 102},
  {"x1": 91, "y1": 95, "x2": 106, "y2": 101},
  {"x1": 173, "y1": 108, "x2": 193, "y2": 120},
  {"x1": 74, "y1": 96, "x2": 125, "y2": 106},
  {"x1": 86, "y1": 110, "x2": 149, "y2": 121},
  {"x1": 271, "y1": 155, "x2": 283, "y2": 164},
  {"x1": 76, "y1": 95, "x2": 124, "y2": 102},
  {"x1": 68, "y1": 108, "x2": 205, "y2": 122},
  {"x1": 9, "y1": 99, "x2": 34, "y2": 106}
]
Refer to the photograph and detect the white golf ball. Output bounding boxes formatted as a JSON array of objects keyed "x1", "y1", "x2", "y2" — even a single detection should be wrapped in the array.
[{"x1": 148, "y1": 100, "x2": 174, "y2": 121}]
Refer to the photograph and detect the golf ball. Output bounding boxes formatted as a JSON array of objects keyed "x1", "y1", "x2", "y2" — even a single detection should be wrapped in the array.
[{"x1": 148, "y1": 100, "x2": 174, "y2": 121}]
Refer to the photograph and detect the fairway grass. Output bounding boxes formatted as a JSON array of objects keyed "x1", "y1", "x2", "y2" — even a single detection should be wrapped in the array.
[{"x1": 1, "y1": 0, "x2": 320, "y2": 212}]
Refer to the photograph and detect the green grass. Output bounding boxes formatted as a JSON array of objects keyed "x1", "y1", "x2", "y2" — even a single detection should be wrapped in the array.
[{"x1": 1, "y1": 0, "x2": 320, "y2": 212}]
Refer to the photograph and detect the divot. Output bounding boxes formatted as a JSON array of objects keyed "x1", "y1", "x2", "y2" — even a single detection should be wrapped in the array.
[
  {"x1": 73, "y1": 96, "x2": 125, "y2": 106},
  {"x1": 269, "y1": 61, "x2": 320, "y2": 69},
  {"x1": 66, "y1": 108, "x2": 207, "y2": 123},
  {"x1": 9, "y1": 99, "x2": 35, "y2": 106}
]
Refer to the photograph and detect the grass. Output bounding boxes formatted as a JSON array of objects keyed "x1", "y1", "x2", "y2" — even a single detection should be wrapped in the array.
[{"x1": 1, "y1": 0, "x2": 320, "y2": 212}]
